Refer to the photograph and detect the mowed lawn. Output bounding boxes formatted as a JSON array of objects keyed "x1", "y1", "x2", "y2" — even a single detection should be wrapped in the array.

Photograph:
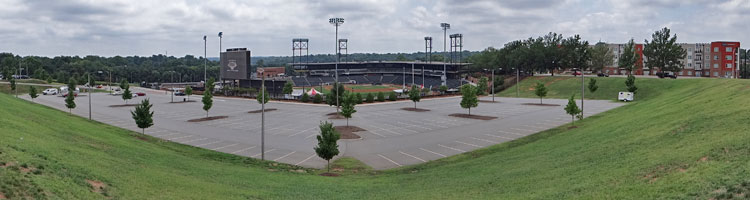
[
  {"x1": 498, "y1": 76, "x2": 682, "y2": 101},
  {"x1": 1, "y1": 77, "x2": 750, "y2": 199}
]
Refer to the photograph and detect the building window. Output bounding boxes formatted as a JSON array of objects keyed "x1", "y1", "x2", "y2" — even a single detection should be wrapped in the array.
[
  {"x1": 726, "y1": 72, "x2": 731, "y2": 77},
  {"x1": 726, "y1": 55, "x2": 732, "y2": 60},
  {"x1": 688, "y1": 55, "x2": 692, "y2": 59},
  {"x1": 714, "y1": 55, "x2": 719, "y2": 60},
  {"x1": 727, "y1": 63, "x2": 733, "y2": 68},
  {"x1": 714, "y1": 64, "x2": 719, "y2": 68},
  {"x1": 688, "y1": 71, "x2": 693, "y2": 76},
  {"x1": 714, "y1": 72, "x2": 719, "y2": 77},
  {"x1": 679, "y1": 71, "x2": 684, "y2": 76},
  {"x1": 714, "y1": 47, "x2": 719, "y2": 52},
  {"x1": 726, "y1": 47, "x2": 732, "y2": 52},
  {"x1": 688, "y1": 63, "x2": 692, "y2": 67}
]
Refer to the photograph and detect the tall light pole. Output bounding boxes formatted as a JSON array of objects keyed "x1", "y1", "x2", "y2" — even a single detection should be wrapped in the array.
[
  {"x1": 581, "y1": 68, "x2": 585, "y2": 119},
  {"x1": 440, "y1": 23, "x2": 450, "y2": 86},
  {"x1": 218, "y1": 32, "x2": 223, "y2": 87},
  {"x1": 88, "y1": 73, "x2": 92, "y2": 120},
  {"x1": 516, "y1": 67, "x2": 519, "y2": 97},
  {"x1": 203, "y1": 35, "x2": 207, "y2": 84},
  {"x1": 259, "y1": 68, "x2": 265, "y2": 161},
  {"x1": 329, "y1": 17, "x2": 344, "y2": 112},
  {"x1": 492, "y1": 68, "x2": 495, "y2": 102}
]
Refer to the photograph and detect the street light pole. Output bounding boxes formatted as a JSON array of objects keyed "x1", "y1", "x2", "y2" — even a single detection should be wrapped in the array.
[
  {"x1": 441, "y1": 23, "x2": 450, "y2": 86},
  {"x1": 581, "y1": 68, "x2": 585, "y2": 119},
  {"x1": 219, "y1": 32, "x2": 223, "y2": 89},
  {"x1": 203, "y1": 35, "x2": 207, "y2": 84},
  {"x1": 260, "y1": 69, "x2": 265, "y2": 161},
  {"x1": 516, "y1": 67, "x2": 519, "y2": 97},
  {"x1": 88, "y1": 73, "x2": 92, "y2": 120},
  {"x1": 492, "y1": 68, "x2": 495, "y2": 102},
  {"x1": 329, "y1": 17, "x2": 344, "y2": 112}
]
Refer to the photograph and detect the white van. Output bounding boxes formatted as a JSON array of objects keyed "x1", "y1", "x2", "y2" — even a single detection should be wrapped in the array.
[
  {"x1": 59, "y1": 86, "x2": 80, "y2": 97},
  {"x1": 43, "y1": 88, "x2": 58, "y2": 95}
]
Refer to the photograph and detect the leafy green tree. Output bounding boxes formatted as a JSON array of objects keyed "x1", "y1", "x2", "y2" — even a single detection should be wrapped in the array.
[
  {"x1": 625, "y1": 75, "x2": 638, "y2": 93},
  {"x1": 561, "y1": 35, "x2": 591, "y2": 72},
  {"x1": 301, "y1": 93, "x2": 310, "y2": 102},
  {"x1": 313, "y1": 94, "x2": 322, "y2": 103},
  {"x1": 564, "y1": 94, "x2": 581, "y2": 125},
  {"x1": 439, "y1": 85, "x2": 448, "y2": 94},
  {"x1": 388, "y1": 91, "x2": 397, "y2": 101},
  {"x1": 460, "y1": 84, "x2": 478, "y2": 115},
  {"x1": 282, "y1": 81, "x2": 294, "y2": 95},
  {"x1": 131, "y1": 99, "x2": 154, "y2": 134},
  {"x1": 534, "y1": 82, "x2": 548, "y2": 104},
  {"x1": 365, "y1": 93, "x2": 374, "y2": 103},
  {"x1": 588, "y1": 78, "x2": 598, "y2": 95},
  {"x1": 328, "y1": 82, "x2": 347, "y2": 110},
  {"x1": 121, "y1": 79, "x2": 132, "y2": 104},
  {"x1": 339, "y1": 94, "x2": 357, "y2": 127},
  {"x1": 9, "y1": 76, "x2": 16, "y2": 97},
  {"x1": 476, "y1": 77, "x2": 488, "y2": 95},
  {"x1": 88, "y1": 78, "x2": 97, "y2": 87},
  {"x1": 326, "y1": 92, "x2": 336, "y2": 106},
  {"x1": 185, "y1": 86, "x2": 193, "y2": 101},
  {"x1": 355, "y1": 93, "x2": 363, "y2": 104},
  {"x1": 314, "y1": 121, "x2": 340, "y2": 172},
  {"x1": 202, "y1": 78, "x2": 215, "y2": 117},
  {"x1": 29, "y1": 86, "x2": 38, "y2": 102},
  {"x1": 590, "y1": 42, "x2": 614, "y2": 73},
  {"x1": 408, "y1": 85, "x2": 421, "y2": 109},
  {"x1": 65, "y1": 78, "x2": 77, "y2": 113},
  {"x1": 618, "y1": 39, "x2": 638, "y2": 75},
  {"x1": 643, "y1": 27, "x2": 687, "y2": 75},
  {"x1": 46, "y1": 76, "x2": 54, "y2": 84},
  {"x1": 257, "y1": 86, "x2": 270, "y2": 104}
]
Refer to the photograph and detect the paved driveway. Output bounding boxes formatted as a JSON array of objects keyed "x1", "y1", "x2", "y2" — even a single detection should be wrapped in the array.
[{"x1": 23, "y1": 87, "x2": 623, "y2": 170}]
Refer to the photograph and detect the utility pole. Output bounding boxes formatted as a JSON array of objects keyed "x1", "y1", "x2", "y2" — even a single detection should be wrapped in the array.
[
  {"x1": 260, "y1": 69, "x2": 265, "y2": 161},
  {"x1": 441, "y1": 23, "x2": 450, "y2": 86},
  {"x1": 203, "y1": 35, "x2": 207, "y2": 84},
  {"x1": 516, "y1": 67, "x2": 519, "y2": 97},
  {"x1": 491, "y1": 68, "x2": 495, "y2": 102},
  {"x1": 581, "y1": 68, "x2": 584, "y2": 119},
  {"x1": 329, "y1": 18, "x2": 344, "y2": 112},
  {"x1": 88, "y1": 74, "x2": 92, "y2": 120}
]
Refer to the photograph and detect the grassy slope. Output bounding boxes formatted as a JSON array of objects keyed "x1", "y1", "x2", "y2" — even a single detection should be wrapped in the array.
[
  {"x1": 498, "y1": 76, "x2": 681, "y2": 101},
  {"x1": 1, "y1": 77, "x2": 750, "y2": 199}
]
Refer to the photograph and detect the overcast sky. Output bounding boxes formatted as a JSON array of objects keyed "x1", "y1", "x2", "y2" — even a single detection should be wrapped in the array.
[{"x1": 1, "y1": 0, "x2": 748, "y2": 57}]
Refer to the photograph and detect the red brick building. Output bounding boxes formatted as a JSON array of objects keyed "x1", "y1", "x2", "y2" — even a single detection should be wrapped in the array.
[{"x1": 601, "y1": 41, "x2": 741, "y2": 78}]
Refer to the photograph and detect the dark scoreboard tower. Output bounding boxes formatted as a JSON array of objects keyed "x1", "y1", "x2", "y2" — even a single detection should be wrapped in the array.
[{"x1": 220, "y1": 48, "x2": 252, "y2": 88}]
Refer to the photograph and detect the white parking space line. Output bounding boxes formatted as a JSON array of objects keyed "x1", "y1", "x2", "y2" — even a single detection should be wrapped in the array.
[
  {"x1": 305, "y1": 133, "x2": 318, "y2": 139},
  {"x1": 420, "y1": 148, "x2": 446, "y2": 157},
  {"x1": 287, "y1": 127, "x2": 316, "y2": 137},
  {"x1": 485, "y1": 133, "x2": 514, "y2": 140},
  {"x1": 196, "y1": 141, "x2": 222, "y2": 147},
  {"x1": 168, "y1": 135, "x2": 193, "y2": 141},
  {"x1": 399, "y1": 151, "x2": 426, "y2": 162},
  {"x1": 231, "y1": 146, "x2": 256, "y2": 154},
  {"x1": 295, "y1": 154, "x2": 317, "y2": 165},
  {"x1": 470, "y1": 137, "x2": 498, "y2": 144},
  {"x1": 155, "y1": 132, "x2": 180, "y2": 137},
  {"x1": 377, "y1": 154, "x2": 402, "y2": 167},
  {"x1": 366, "y1": 130, "x2": 386, "y2": 138},
  {"x1": 182, "y1": 138, "x2": 208, "y2": 144},
  {"x1": 498, "y1": 130, "x2": 524, "y2": 136},
  {"x1": 211, "y1": 143, "x2": 238, "y2": 150},
  {"x1": 455, "y1": 141, "x2": 483, "y2": 148},
  {"x1": 273, "y1": 151, "x2": 296, "y2": 161},
  {"x1": 438, "y1": 144, "x2": 466, "y2": 153},
  {"x1": 251, "y1": 149, "x2": 276, "y2": 158}
]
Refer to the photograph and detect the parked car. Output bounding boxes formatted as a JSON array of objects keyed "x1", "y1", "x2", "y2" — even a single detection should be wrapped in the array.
[
  {"x1": 597, "y1": 73, "x2": 609, "y2": 77},
  {"x1": 111, "y1": 90, "x2": 123, "y2": 96},
  {"x1": 59, "y1": 86, "x2": 79, "y2": 97},
  {"x1": 43, "y1": 88, "x2": 58, "y2": 95},
  {"x1": 572, "y1": 71, "x2": 582, "y2": 76},
  {"x1": 656, "y1": 72, "x2": 677, "y2": 79},
  {"x1": 174, "y1": 91, "x2": 186, "y2": 96},
  {"x1": 135, "y1": 92, "x2": 146, "y2": 97}
]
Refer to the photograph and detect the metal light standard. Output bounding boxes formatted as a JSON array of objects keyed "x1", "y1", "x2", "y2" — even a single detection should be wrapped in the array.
[
  {"x1": 329, "y1": 17, "x2": 344, "y2": 112},
  {"x1": 440, "y1": 23, "x2": 450, "y2": 86},
  {"x1": 218, "y1": 32, "x2": 223, "y2": 87},
  {"x1": 516, "y1": 67, "x2": 519, "y2": 97},
  {"x1": 87, "y1": 73, "x2": 92, "y2": 120},
  {"x1": 203, "y1": 35, "x2": 207, "y2": 84},
  {"x1": 259, "y1": 68, "x2": 265, "y2": 160},
  {"x1": 492, "y1": 68, "x2": 495, "y2": 102}
]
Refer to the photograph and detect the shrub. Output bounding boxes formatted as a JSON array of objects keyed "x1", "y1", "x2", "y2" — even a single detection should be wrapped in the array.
[
  {"x1": 389, "y1": 92, "x2": 398, "y2": 101},
  {"x1": 301, "y1": 93, "x2": 310, "y2": 102},
  {"x1": 313, "y1": 94, "x2": 322, "y2": 103},
  {"x1": 366, "y1": 93, "x2": 374, "y2": 103},
  {"x1": 377, "y1": 92, "x2": 385, "y2": 102}
]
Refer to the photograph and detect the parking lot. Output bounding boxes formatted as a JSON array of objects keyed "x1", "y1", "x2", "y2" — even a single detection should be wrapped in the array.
[{"x1": 24, "y1": 87, "x2": 623, "y2": 170}]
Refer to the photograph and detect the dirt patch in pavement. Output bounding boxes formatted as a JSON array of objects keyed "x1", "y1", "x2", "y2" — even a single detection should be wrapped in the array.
[
  {"x1": 86, "y1": 179, "x2": 106, "y2": 194},
  {"x1": 108, "y1": 104, "x2": 137, "y2": 107},
  {"x1": 327, "y1": 112, "x2": 345, "y2": 119},
  {"x1": 401, "y1": 107, "x2": 430, "y2": 112},
  {"x1": 319, "y1": 172, "x2": 340, "y2": 177},
  {"x1": 448, "y1": 113, "x2": 498, "y2": 120},
  {"x1": 248, "y1": 108, "x2": 277, "y2": 113},
  {"x1": 187, "y1": 116, "x2": 228, "y2": 122},
  {"x1": 521, "y1": 103, "x2": 560, "y2": 106},
  {"x1": 334, "y1": 126, "x2": 365, "y2": 139}
]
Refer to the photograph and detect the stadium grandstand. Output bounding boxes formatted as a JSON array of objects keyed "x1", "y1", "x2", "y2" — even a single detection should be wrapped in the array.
[{"x1": 291, "y1": 61, "x2": 468, "y2": 89}]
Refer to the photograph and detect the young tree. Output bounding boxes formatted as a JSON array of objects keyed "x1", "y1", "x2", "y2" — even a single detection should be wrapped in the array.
[
  {"x1": 365, "y1": 93, "x2": 374, "y2": 103},
  {"x1": 460, "y1": 84, "x2": 478, "y2": 115},
  {"x1": 476, "y1": 77, "x2": 488, "y2": 95},
  {"x1": 388, "y1": 91, "x2": 397, "y2": 101},
  {"x1": 618, "y1": 39, "x2": 637, "y2": 75},
  {"x1": 564, "y1": 94, "x2": 581, "y2": 125},
  {"x1": 185, "y1": 86, "x2": 193, "y2": 101},
  {"x1": 301, "y1": 93, "x2": 310, "y2": 102},
  {"x1": 625, "y1": 75, "x2": 638, "y2": 93},
  {"x1": 131, "y1": 99, "x2": 154, "y2": 134},
  {"x1": 202, "y1": 78, "x2": 215, "y2": 117},
  {"x1": 257, "y1": 86, "x2": 270, "y2": 105},
  {"x1": 314, "y1": 121, "x2": 340, "y2": 172},
  {"x1": 29, "y1": 86, "x2": 38, "y2": 102},
  {"x1": 643, "y1": 27, "x2": 687, "y2": 75},
  {"x1": 588, "y1": 78, "x2": 598, "y2": 95},
  {"x1": 325, "y1": 92, "x2": 336, "y2": 106},
  {"x1": 328, "y1": 82, "x2": 346, "y2": 111},
  {"x1": 339, "y1": 93, "x2": 357, "y2": 127},
  {"x1": 65, "y1": 78, "x2": 77, "y2": 113},
  {"x1": 9, "y1": 76, "x2": 17, "y2": 97},
  {"x1": 590, "y1": 42, "x2": 615, "y2": 73},
  {"x1": 282, "y1": 81, "x2": 294, "y2": 95},
  {"x1": 408, "y1": 85, "x2": 421, "y2": 109},
  {"x1": 355, "y1": 92, "x2": 363, "y2": 104},
  {"x1": 534, "y1": 82, "x2": 548, "y2": 104},
  {"x1": 121, "y1": 79, "x2": 132, "y2": 104},
  {"x1": 376, "y1": 91, "x2": 385, "y2": 102},
  {"x1": 313, "y1": 94, "x2": 322, "y2": 103}
]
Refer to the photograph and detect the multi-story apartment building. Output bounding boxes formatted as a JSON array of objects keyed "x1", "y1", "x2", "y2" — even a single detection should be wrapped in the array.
[{"x1": 600, "y1": 41, "x2": 741, "y2": 78}]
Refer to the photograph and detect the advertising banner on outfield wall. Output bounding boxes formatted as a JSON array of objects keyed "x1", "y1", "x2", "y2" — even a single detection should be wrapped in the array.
[{"x1": 220, "y1": 50, "x2": 251, "y2": 80}]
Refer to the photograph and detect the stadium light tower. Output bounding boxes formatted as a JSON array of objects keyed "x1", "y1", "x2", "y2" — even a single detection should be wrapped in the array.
[
  {"x1": 329, "y1": 17, "x2": 344, "y2": 111},
  {"x1": 440, "y1": 23, "x2": 450, "y2": 86}
]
